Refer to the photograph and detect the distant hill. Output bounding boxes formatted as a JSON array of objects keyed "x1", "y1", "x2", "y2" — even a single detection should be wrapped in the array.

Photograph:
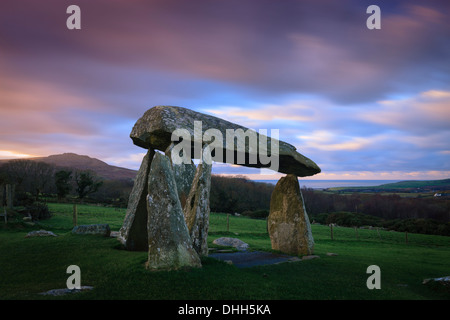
[
  {"x1": 0, "y1": 153, "x2": 138, "y2": 181},
  {"x1": 328, "y1": 178, "x2": 450, "y2": 192},
  {"x1": 375, "y1": 179, "x2": 450, "y2": 189}
]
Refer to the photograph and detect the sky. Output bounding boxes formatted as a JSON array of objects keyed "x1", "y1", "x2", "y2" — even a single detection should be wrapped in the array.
[{"x1": 1, "y1": 0, "x2": 449, "y2": 181}]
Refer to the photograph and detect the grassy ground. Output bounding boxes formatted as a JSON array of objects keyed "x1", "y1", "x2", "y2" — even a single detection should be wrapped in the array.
[{"x1": 1, "y1": 203, "x2": 449, "y2": 300}]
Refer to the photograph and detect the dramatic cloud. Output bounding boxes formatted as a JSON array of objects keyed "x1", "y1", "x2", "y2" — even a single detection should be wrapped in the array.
[
  {"x1": 362, "y1": 90, "x2": 450, "y2": 134},
  {"x1": 1, "y1": 0, "x2": 449, "y2": 179}
]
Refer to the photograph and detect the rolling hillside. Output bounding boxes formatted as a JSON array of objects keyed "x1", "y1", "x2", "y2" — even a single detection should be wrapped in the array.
[
  {"x1": 0, "y1": 153, "x2": 138, "y2": 181},
  {"x1": 328, "y1": 178, "x2": 450, "y2": 193},
  {"x1": 375, "y1": 179, "x2": 450, "y2": 189}
]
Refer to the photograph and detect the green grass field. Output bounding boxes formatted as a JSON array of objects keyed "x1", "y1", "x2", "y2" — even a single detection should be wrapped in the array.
[{"x1": 1, "y1": 203, "x2": 449, "y2": 300}]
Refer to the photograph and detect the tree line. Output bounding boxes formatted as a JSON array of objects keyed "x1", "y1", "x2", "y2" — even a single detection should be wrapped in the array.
[
  {"x1": 209, "y1": 177, "x2": 450, "y2": 223},
  {"x1": 301, "y1": 188, "x2": 450, "y2": 222},
  {"x1": 209, "y1": 175, "x2": 273, "y2": 217},
  {"x1": 300, "y1": 188, "x2": 450, "y2": 236},
  {"x1": 209, "y1": 178, "x2": 450, "y2": 236},
  {"x1": 2, "y1": 160, "x2": 449, "y2": 236},
  {"x1": 0, "y1": 160, "x2": 104, "y2": 203}
]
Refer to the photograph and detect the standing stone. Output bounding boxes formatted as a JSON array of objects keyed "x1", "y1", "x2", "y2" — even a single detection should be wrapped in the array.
[
  {"x1": 146, "y1": 152, "x2": 201, "y2": 270},
  {"x1": 268, "y1": 174, "x2": 314, "y2": 256},
  {"x1": 183, "y1": 154, "x2": 212, "y2": 256},
  {"x1": 166, "y1": 144, "x2": 197, "y2": 209},
  {"x1": 119, "y1": 148, "x2": 155, "y2": 251},
  {"x1": 172, "y1": 161, "x2": 197, "y2": 208}
]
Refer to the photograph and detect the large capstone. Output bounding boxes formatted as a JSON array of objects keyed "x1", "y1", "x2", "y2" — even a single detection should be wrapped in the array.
[
  {"x1": 268, "y1": 174, "x2": 314, "y2": 256},
  {"x1": 119, "y1": 148, "x2": 154, "y2": 251},
  {"x1": 146, "y1": 152, "x2": 201, "y2": 270},
  {"x1": 130, "y1": 106, "x2": 321, "y2": 177}
]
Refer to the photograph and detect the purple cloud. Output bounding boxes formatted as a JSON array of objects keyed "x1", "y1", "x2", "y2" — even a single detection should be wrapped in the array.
[{"x1": 1, "y1": 0, "x2": 449, "y2": 179}]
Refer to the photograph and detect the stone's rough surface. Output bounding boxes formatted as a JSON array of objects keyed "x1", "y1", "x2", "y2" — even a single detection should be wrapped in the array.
[
  {"x1": 72, "y1": 224, "x2": 111, "y2": 237},
  {"x1": 25, "y1": 230, "x2": 57, "y2": 238},
  {"x1": 213, "y1": 237, "x2": 249, "y2": 251},
  {"x1": 422, "y1": 276, "x2": 450, "y2": 285},
  {"x1": 170, "y1": 158, "x2": 197, "y2": 208},
  {"x1": 119, "y1": 148, "x2": 154, "y2": 251},
  {"x1": 110, "y1": 231, "x2": 120, "y2": 238},
  {"x1": 146, "y1": 152, "x2": 201, "y2": 270},
  {"x1": 268, "y1": 174, "x2": 314, "y2": 256},
  {"x1": 302, "y1": 255, "x2": 320, "y2": 260},
  {"x1": 39, "y1": 286, "x2": 94, "y2": 296},
  {"x1": 184, "y1": 159, "x2": 212, "y2": 256},
  {"x1": 174, "y1": 162, "x2": 196, "y2": 201},
  {"x1": 210, "y1": 250, "x2": 298, "y2": 268},
  {"x1": 130, "y1": 106, "x2": 321, "y2": 177}
]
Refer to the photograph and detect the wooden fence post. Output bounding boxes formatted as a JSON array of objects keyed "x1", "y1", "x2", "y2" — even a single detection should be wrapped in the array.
[
  {"x1": 73, "y1": 204, "x2": 78, "y2": 226},
  {"x1": 5, "y1": 184, "x2": 13, "y2": 209},
  {"x1": 377, "y1": 227, "x2": 381, "y2": 240},
  {"x1": 330, "y1": 224, "x2": 334, "y2": 240}
]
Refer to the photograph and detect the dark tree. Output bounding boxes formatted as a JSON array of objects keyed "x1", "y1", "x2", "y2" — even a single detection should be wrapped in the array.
[
  {"x1": 74, "y1": 170, "x2": 103, "y2": 200},
  {"x1": 29, "y1": 161, "x2": 55, "y2": 201},
  {"x1": 209, "y1": 175, "x2": 274, "y2": 214},
  {"x1": 55, "y1": 170, "x2": 73, "y2": 201},
  {"x1": 1, "y1": 159, "x2": 33, "y2": 188},
  {"x1": 0, "y1": 169, "x2": 7, "y2": 207},
  {"x1": 1, "y1": 160, "x2": 54, "y2": 201}
]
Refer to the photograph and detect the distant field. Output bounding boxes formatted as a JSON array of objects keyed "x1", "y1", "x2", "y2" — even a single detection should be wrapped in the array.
[
  {"x1": 40, "y1": 203, "x2": 127, "y2": 230},
  {"x1": 328, "y1": 178, "x2": 450, "y2": 193},
  {"x1": 375, "y1": 179, "x2": 450, "y2": 189},
  {"x1": 1, "y1": 203, "x2": 449, "y2": 300}
]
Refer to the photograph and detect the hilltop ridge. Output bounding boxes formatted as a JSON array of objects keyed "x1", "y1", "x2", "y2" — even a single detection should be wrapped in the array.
[{"x1": 0, "y1": 153, "x2": 138, "y2": 181}]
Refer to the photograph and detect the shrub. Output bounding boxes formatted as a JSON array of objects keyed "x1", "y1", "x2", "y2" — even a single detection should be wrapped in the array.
[
  {"x1": 310, "y1": 213, "x2": 329, "y2": 224},
  {"x1": 26, "y1": 202, "x2": 52, "y2": 221},
  {"x1": 15, "y1": 192, "x2": 35, "y2": 207},
  {"x1": 382, "y1": 219, "x2": 450, "y2": 236},
  {"x1": 241, "y1": 209, "x2": 269, "y2": 219},
  {"x1": 316, "y1": 211, "x2": 384, "y2": 227}
]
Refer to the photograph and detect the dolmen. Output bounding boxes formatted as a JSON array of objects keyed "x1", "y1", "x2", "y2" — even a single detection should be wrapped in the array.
[{"x1": 119, "y1": 106, "x2": 320, "y2": 270}]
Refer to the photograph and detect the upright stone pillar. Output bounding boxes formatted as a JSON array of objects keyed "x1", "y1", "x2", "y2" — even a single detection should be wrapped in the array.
[
  {"x1": 119, "y1": 148, "x2": 155, "y2": 251},
  {"x1": 146, "y1": 152, "x2": 201, "y2": 270},
  {"x1": 172, "y1": 161, "x2": 197, "y2": 208},
  {"x1": 165, "y1": 142, "x2": 197, "y2": 208},
  {"x1": 268, "y1": 174, "x2": 314, "y2": 255},
  {"x1": 183, "y1": 154, "x2": 212, "y2": 256}
]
